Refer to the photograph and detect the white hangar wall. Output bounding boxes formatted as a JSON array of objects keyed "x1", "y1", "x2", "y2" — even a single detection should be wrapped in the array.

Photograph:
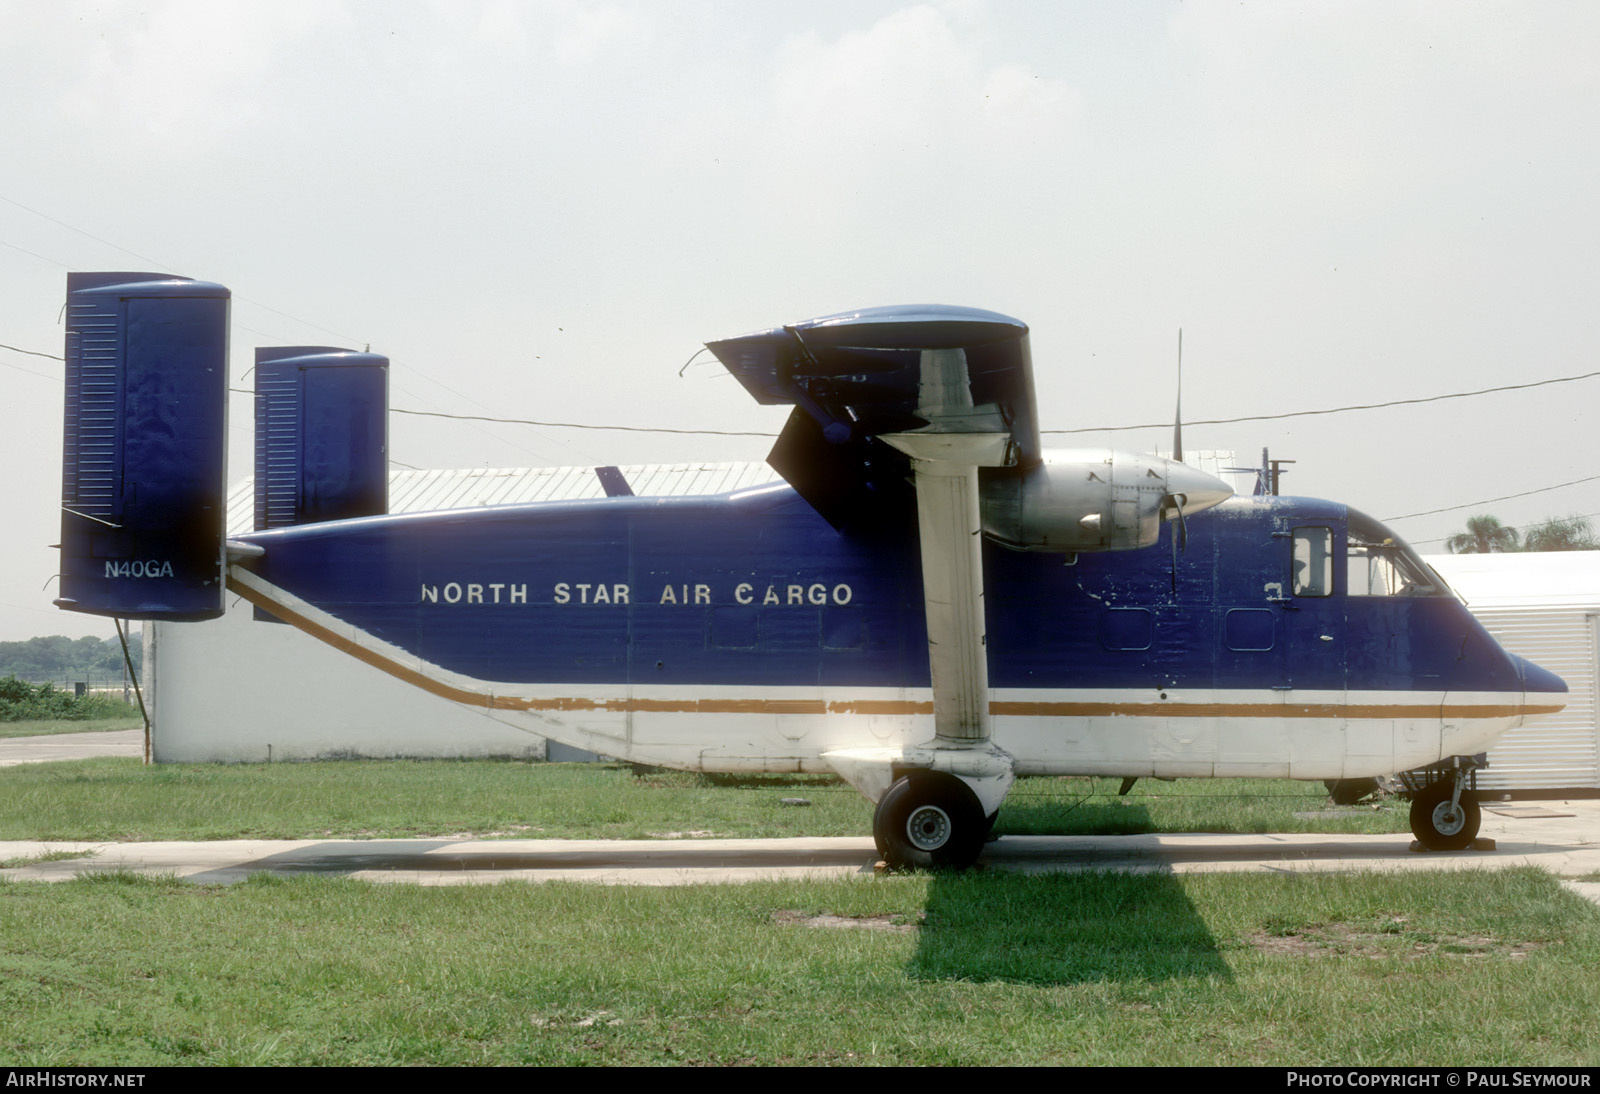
[
  {"x1": 149, "y1": 463, "x2": 782, "y2": 764},
  {"x1": 1424, "y1": 551, "x2": 1600, "y2": 793},
  {"x1": 147, "y1": 599, "x2": 546, "y2": 763}
]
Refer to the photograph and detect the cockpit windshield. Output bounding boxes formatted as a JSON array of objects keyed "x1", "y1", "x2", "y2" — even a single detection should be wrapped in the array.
[{"x1": 1346, "y1": 509, "x2": 1449, "y2": 598}]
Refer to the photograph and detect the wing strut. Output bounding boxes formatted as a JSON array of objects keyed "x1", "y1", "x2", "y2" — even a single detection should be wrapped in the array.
[
  {"x1": 881, "y1": 344, "x2": 1012, "y2": 744},
  {"x1": 824, "y1": 349, "x2": 1017, "y2": 868},
  {"x1": 883, "y1": 430, "x2": 1008, "y2": 743},
  {"x1": 821, "y1": 346, "x2": 1019, "y2": 852}
]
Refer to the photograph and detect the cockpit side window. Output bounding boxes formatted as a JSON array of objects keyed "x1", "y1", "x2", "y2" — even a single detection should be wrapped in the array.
[
  {"x1": 1292, "y1": 527, "x2": 1333, "y2": 597},
  {"x1": 1346, "y1": 510, "x2": 1446, "y2": 598}
]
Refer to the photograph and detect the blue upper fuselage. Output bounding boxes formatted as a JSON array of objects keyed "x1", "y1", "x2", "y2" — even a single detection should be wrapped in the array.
[{"x1": 234, "y1": 487, "x2": 1563, "y2": 698}]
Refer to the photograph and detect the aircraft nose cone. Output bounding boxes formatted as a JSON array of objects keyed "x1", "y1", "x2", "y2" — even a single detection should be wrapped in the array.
[
  {"x1": 1165, "y1": 461, "x2": 1234, "y2": 515},
  {"x1": 1515, "y1": 654, "x2": 1568, "y2": 697}
]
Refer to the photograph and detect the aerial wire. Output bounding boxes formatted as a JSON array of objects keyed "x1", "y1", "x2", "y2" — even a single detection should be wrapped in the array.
[
  {"x1": 7, "y1": 195, "x2": 1598, "y2": 514},
  {"x1": 3, "y1": 194, "x2": 591, "y2": 463},
  {"x1": 1383, "y1": 474, "x2": 1600, "y2": 522},
  {"x1": 1047, "y1": 368, "x2": 1600, "y2": 434}
]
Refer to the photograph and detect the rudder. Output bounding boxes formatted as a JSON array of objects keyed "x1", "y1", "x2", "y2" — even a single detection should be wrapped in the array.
[{"x1": 57, "y1": 272, "x2": 231, "y2": 621}]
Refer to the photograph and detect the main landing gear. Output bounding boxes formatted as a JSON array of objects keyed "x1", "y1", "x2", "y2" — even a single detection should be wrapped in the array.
[
  {"x1": 872, "y1": 770, "x2": 988, "y2": 870},
  {"x1": 1403, "y1": 756, "x2": 1486, "y2": 851},
  {"x1": 826, "y1": 744, "x2": 1013, "y2": 871}
]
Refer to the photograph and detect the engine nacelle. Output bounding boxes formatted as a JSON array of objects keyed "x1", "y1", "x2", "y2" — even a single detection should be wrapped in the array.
[{"x1": 980, "y1": 449, "x2": 1233, "y2": 553}]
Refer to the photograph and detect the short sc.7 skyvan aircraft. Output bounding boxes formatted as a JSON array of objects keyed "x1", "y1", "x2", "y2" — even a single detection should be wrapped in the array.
[{"x1": 54, "y1": 272, "x2": 1568, "y2": 867}]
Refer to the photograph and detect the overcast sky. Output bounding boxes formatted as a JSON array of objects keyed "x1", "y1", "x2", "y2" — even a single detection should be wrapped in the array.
[{"x1": 3, "y1": 0, "x2": 1597, "y2": 642}]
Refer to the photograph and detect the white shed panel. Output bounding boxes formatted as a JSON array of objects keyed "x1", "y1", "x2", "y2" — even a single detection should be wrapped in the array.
[{"x1": 1426, "y1": 552, "x2": 1600, "y2": 792}]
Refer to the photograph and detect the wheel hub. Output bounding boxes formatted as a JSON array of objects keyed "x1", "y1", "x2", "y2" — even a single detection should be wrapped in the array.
[
  {"x1": 1431, "y1": 801, "x2": 1465, "y2": 836},
  {"x1": 905, "y1": 804, "x2": 953, "y2": 851}
]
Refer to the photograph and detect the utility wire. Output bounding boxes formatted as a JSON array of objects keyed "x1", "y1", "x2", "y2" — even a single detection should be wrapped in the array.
[
  {"x1": 3, "y1": 194, "x2": 365, "y2": 346},
  {"x1": 1046, "y1": 368, "x2": 1600, "y2": 434},
  {"x1": 1, "y1": 238, "x2": 72, "y2": 268},
  {"x1": 1384, "y1": 474, "x2": 1600, "y2": 522},
  {"x1": 11, "y1": 193, "x2": 1599, "y2": 437},
  {"x1": 20, "y1": 351, "x2": 1600, "y2": 529},
  {"x1": 389, "y1": 406, "x2": 778, "y2": 438},
  {"x1": 15, "y1": 347, "x2": 1600, "y2": 442},
  {"x1": 0, "y1": 341, "x2": 62, "y2": 361},
  {"x1": 1, "y1": 195, "x2": 175, "y2": 271},
  {"x1": 0, "y1": 357, "x2": 60, "y2": 382}
]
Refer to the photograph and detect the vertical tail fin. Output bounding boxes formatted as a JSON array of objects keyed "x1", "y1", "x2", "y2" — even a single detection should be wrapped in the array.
[
  {"x1": 57, "y1": 272, "x2": 231, "y2": 621},
  {"x1": 253, "y1": 347, "x2": 389, "y2": 530}
]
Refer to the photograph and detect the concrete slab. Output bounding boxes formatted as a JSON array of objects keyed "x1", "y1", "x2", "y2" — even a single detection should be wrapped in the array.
[
  {"x1": 0, "y1": 729, "x2": 144, "y2": 767},
  {"x1": 0, "y1": 836, "x2": 880, "y2": 887},
  {"x1": 3, "y1": 800, "x2": 1598, "y2": 892}
]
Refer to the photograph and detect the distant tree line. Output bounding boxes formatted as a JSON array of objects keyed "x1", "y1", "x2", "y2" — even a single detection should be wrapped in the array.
[
  {"x1": 0, "y1": 634, "x2": 142, "y2": 683},
  {"x1": 1446, "y1": 514, "x2": 1599, "y2": 554},
  {"x1": 0, "y1": 675, "x2": 138, "y2": 722}
]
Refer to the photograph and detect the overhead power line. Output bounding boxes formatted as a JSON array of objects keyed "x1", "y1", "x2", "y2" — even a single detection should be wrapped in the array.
[
  {"x1": 15, "y1": 344, "x2": 1600, "y2": 528},
  {"x1": 1384, "y1": 474, "x2": 1600, "y2": 522},
  {"x1": 0, "y1": 341, "x2": 62, "y2": 361},
  {"x1": 1047, "y1": 368, "x2": 1600, "y2": 434},
  {"x1": 11, "y1": 347, "x2": 1598, "y2": 440},
  {"x1": 388, "y1": 406, "x2": 778, "y2": 438},
  {"x1": 0, "y1": 357, "x2": 59, "y2": 382},
  {"x1": 3, "y1": 193, "x2": 366, "y2": 346},
  {"x1": 1, "y1": 195, "x2": 175, "y2": 272}
]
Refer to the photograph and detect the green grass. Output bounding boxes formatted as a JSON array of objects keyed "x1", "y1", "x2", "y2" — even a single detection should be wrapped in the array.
[
  {"x1": 0, "y1": 716, "x2": 142, "y2": 739},
  {"x1": 0, "y1": 760, "x2": 1582, "y2": 1065},
  {"x1": 1001, "y1": 775, "x2": 1405, "y2": 837},
  {"x1": 0, "y1": 760, "x2": 1406, "y2": 843},
  {"x1": 0, "y1": 759, "x2": 870, "y2": 842},
  {"x1": 0, "y1": 868, "x2": 1594, "y2": 1066}
]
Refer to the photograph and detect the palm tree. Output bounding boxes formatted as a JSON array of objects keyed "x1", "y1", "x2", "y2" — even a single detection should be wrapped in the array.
[
  {"x1": 1445, "y1": 514, "x2": 1519, "y2": 554},
  {"x1": 1521, "y1": 515, "x2": 1599, "y2": 552}
]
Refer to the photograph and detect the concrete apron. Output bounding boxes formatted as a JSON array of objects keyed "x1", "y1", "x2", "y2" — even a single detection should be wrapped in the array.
[{"x1": 3, "y1": 800, "x2": 1600, "y2": 896}]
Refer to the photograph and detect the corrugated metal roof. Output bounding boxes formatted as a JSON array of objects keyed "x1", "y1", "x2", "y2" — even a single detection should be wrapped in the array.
[
  {"x1": 1425, "y1": 552, "x2": 1600, "y2": 608},
  {"x1": 227, "y1": 462, "x2": 782, "y2": 537}
]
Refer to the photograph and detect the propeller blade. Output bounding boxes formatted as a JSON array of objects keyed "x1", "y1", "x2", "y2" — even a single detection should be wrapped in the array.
[
  {"x1": 1166, "y1": 491, "x2": 1189, "y2": 595},
  {"x1": 1171, "y1": 517, "x2": 1178, "y2": 594}
]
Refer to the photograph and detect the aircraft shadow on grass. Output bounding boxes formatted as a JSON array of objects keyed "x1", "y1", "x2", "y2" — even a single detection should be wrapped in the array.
[{"x1": 911, "y1": 875, "x2": 1232, "y2": 986}]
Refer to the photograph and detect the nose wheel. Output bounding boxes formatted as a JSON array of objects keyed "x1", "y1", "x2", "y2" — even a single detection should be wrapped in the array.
[
  {"x1": 1409, "y1": 780, "x2": 1482, "y2": 851},
  {"x1": 873, "y1": 771, "x2": 986, "y2": 870}
]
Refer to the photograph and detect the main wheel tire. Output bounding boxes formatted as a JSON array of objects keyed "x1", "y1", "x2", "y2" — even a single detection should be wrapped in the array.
[
  {"x1": 872, "y1": 772, "x2": 986, "y2": 870},
  {"x1": 1409, "y1": 781, "x2": 1481, "y2": 851}
]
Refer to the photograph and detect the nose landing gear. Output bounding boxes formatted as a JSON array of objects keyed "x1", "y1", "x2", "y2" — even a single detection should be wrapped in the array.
[{"x1": 1401, "y1": 755, "x2": 1486, "y2": 851}]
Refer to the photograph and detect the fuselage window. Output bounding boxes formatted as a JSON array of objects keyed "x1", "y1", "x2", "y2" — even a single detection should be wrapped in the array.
[{"x1": 1292, "y1": 527, "x2": 1333, "y2": 597}]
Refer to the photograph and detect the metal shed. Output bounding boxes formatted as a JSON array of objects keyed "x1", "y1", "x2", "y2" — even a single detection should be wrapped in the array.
[{"x1": 1424, "y1": 551, "x2": 1600, "y2": 794}]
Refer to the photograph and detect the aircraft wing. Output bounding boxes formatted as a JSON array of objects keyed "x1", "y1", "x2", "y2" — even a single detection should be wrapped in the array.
[{"x1": 706, "y1": 305, "x2": 1037, "y2": 528}]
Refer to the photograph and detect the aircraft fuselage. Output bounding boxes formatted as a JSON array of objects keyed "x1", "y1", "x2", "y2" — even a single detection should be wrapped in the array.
[{"x1": 225, "y1": 486, "x2": 1564, "y2": 781}]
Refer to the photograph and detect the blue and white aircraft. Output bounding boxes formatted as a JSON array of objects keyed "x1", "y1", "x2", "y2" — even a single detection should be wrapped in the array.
[{"x1": 55, "y1": 273, "x2": 1568, "y2": 867}]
